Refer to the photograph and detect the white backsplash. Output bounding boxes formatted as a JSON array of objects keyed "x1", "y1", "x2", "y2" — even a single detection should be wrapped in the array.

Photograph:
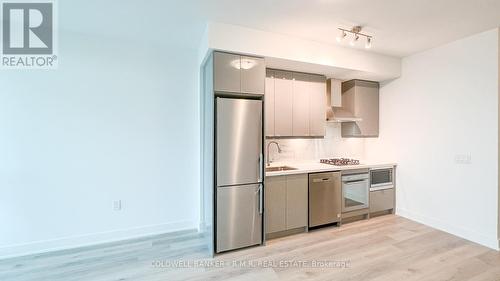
[{"x1": 266, "y1": 123, "x2": 366, "y2": 163}]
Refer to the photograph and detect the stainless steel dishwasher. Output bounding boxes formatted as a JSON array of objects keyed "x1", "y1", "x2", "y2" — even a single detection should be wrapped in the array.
[{"x1": 308, "y1": 172, "x2": 342, "y2": 228}]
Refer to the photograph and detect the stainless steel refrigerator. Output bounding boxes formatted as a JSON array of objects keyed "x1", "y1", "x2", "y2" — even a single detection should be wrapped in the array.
[{"x1": 215, "y1": 97, "x2": 263, "y2": 253}]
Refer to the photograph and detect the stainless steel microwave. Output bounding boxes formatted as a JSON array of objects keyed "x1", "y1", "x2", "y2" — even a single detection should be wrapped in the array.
[{"x1": 370, "y1": 168, "x2": 394, "y2": 191}]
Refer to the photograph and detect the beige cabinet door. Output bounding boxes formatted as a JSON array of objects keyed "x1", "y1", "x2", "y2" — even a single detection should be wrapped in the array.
[
  {"x1": 355, "y1": 81, "x2": 379, "y2": 137},
  {"x1": 213, "y1": 52, "x2": 241, "y2": 93},
  {"x1": 309, "y1": 75, "x2": 326, "y2": 137},
  {"x1": 285, "y1": 174, "x2": 308, "y2": 229},
  {"x1": 292, "y1": 73, "x2": 310, "y2": 136},
  {"x1": 274, "y1": 71, "x2": 293, "y2": 136},
  {"x1": 341, "y1": 80, "x2": 379, "y2": 137},
  {"x1": 241, "y1": 56, "x2": 265, "y2": 95},
  {"x1": 265, "y1": 70, "x2": 275, "y2": 136},
  {"x1": 369, "y1": 189, "x2": 394, "y2": 213},
  {"x1": 265, "y1": 176, "x2": 286, "y2": 234}
]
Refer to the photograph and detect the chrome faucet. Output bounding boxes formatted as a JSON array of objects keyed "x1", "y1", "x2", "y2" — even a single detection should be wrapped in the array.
[{"x1": 266, "y1": 141, "x2": 282, "y2": 166}]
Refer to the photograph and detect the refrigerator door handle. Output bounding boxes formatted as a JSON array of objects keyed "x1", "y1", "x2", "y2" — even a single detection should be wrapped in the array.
[
  {"x1": 258, "y1": 153, "x2": 263, "y2": 182},
  {"x1": 258, "y1": 184, "x2": 263, "y2": 214}
]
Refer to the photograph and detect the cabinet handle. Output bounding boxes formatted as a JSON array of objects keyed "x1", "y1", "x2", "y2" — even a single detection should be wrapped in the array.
[
  {"x1": 343, "y1": 179, "x2": 366, "y2": 184},
  {"x1": 312, "y1": 178, "x2": 331, "y2": 183}
]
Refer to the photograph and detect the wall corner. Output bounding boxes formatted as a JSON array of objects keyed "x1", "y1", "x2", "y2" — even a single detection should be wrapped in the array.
[{"x1": 497, "y1": 26, "x2": 500, "y2": 243}]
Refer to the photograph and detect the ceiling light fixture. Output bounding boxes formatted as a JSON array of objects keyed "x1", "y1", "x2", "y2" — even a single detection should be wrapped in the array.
[
  {"x1": 336, "y1": 26, "x2": 373, "y2": 50},
  {"x1": 231, "y1": 58, "x2": 257, "y2": 70}
]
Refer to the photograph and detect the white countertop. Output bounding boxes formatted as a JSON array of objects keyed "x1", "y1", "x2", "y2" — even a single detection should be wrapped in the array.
[{"x1": 265, "y1": 161, "x2": 397, "y2": 177}]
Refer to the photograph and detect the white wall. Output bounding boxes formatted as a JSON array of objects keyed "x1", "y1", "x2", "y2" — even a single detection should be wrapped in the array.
[
  {"x1": 0, "y1": 32, "x2": 200, "y2": 257},
  {"x1": 366, "y1": 29, "x2": 499, "y2": 249}
]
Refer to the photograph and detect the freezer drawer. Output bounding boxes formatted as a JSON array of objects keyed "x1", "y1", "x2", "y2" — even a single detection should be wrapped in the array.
[
  {"x1": 216, "y1": 98, "x2": 263, "y2": 186},
  {"x1": 216, "y1": 184, "x2": 262, "y2": 253},
  {"x1": 369, "y1": 188, "x2": 394, "y2": 213}
]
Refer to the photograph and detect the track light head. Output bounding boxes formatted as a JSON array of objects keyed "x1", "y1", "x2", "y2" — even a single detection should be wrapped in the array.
[
  {"x1": 365, "y1": 37, "x2": 372, "y2": 49},
  {"x1": 350, "y1": 34, "x2": 359, "y2": 46},
  {"x1": 336, "y1": 30, "x2": 346, "y2": 43}
]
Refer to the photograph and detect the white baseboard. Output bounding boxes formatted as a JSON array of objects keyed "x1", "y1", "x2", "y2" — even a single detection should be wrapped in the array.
[
  {"x1": 396, "y1": 208, "x2": 499, "y2": 251},
  {"x1": 0, "y1": 220, "x2": 197, "y2": 260}
]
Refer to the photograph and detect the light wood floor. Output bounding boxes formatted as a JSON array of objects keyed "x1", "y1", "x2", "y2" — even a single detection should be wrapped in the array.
[{"x1": 2, "y1": 215, "x2": 500, "y2": 281}]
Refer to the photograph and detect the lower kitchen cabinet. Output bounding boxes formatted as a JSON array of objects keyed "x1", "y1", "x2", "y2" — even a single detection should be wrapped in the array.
[
  {"x1": 265, "y1": 176, "x2": 286, "y2": 233},
  {"x1": 265, "y1": 174, "x2": 308, "y2": 235},
  {"x1": 369, "y1": 188, "x2": 395, "y2": 213},
  {"x1": 285, "y1": 174, "x2": 308, "y2": 229}
]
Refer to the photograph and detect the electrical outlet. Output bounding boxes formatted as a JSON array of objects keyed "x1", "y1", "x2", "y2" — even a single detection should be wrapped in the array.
[
  {"x1": 113, "y1": 200, "x2": 122, "y2": 211},
  {"x1": 454, "y1": 154, "x2": 472, "y2": 165}
]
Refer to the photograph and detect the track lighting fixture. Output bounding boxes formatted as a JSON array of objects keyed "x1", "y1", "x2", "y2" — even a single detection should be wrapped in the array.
[{"x1": 336, "y1": 26, "x2": 373, "y2": 49}]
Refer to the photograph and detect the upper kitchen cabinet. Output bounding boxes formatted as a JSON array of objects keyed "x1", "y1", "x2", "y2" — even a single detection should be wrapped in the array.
[
  {"x1": 213, "y1": 52, "x2": 240, "y2": 93},
  {"x1": 265, "y1": 70, "x2": 326, "y2": 137},
  {"x1": 272, "y1": 70, "x2": 294, "y2": 136},
  {"x1": 241, "y1": 56, "x2": 266, "y2": 94},
  {"x1": 265, "y1": 70, "x2": 276, "y2": 136},
  {"x1": 308, "y1": 74, "x2": 327, "y2": 137},
  {"x1": 292, "y1": 73, "x2": 310, "y2": 136},
  {"x1": 341, "y1": 80, "x2": 379, "y2": 137},
  {"x1": 213, "y1": 52, "x2": 265, "y2": 95}
]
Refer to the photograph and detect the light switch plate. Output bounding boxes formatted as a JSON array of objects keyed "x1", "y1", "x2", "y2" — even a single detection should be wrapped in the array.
[
  {"x1": 113, "y1": 200, "x2": 122, "y2": 211},
  {"x1": 454, "y1": 154, "x2": 472, "y2": 165}
]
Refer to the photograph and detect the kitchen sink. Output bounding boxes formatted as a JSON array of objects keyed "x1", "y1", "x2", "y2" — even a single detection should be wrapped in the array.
[{"x1": 265, "y1": 166, "x2": 298, "y2": 172}]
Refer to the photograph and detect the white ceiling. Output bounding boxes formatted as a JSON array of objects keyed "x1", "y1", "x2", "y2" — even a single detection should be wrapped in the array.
[{"x1": 64, "y1": 0, "x2": 500, "y2": 57}]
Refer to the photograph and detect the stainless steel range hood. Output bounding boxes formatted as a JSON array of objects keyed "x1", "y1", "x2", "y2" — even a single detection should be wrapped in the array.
[
  {"x1": 326, "y1": 108, "x2": 362, "y2": 123},
  {"x1": 326, "y1": 79, "x2": 362, "y2": 123}
]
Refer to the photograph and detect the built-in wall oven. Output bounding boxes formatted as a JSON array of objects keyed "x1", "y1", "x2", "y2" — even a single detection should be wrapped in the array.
[
  {"x1": 341, "y1": 169, "x2": 370, "y2": 213},
  {"x1": 370, "y1": 167, "x2": 394, "y2": 191}
]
